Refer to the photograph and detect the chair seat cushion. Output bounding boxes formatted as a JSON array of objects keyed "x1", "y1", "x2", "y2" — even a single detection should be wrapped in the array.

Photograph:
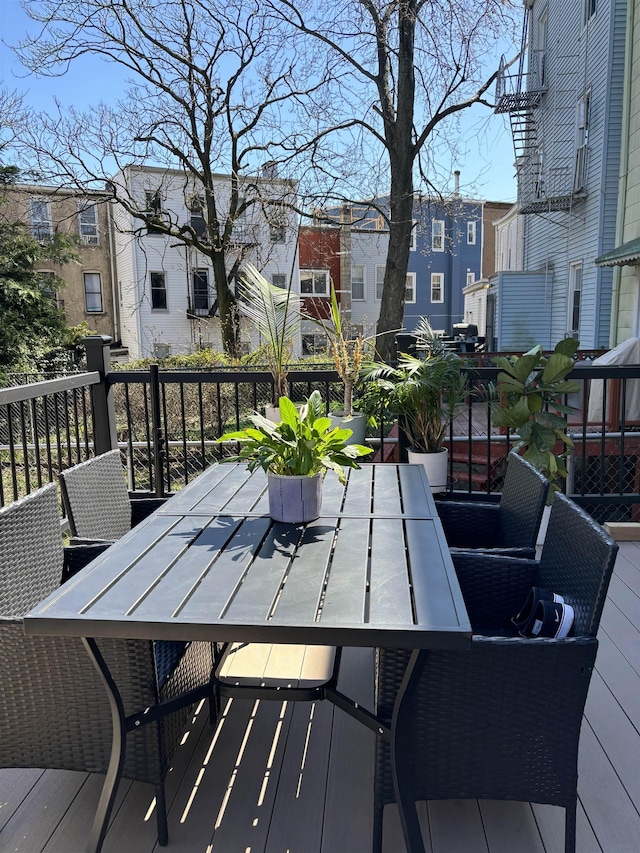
[{"x1": 216, "y1": 642, "x2": 337, "y2": 688}]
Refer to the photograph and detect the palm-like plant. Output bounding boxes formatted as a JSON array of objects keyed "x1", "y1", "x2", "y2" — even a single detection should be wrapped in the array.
[
  {"x1": 237, "y1": 263, "x2": 300, "y2": 400},
  {"x1": 363, "y1": 322, "x2": 469, "y2": 453}
]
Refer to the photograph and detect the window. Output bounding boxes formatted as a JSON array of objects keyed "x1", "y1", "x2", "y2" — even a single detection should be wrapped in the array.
[
  {"x1": 375, "y1": 265, "x2": 385, "y2": 300},
  {"x1": 192, "y1": 269, "x2": 209, "y2": 311},
  {"x1": 150, "y1": 271, "x2": 167, "y2": 309},
  {"x1": 39, "y1": 271, "x2": 57, "y2": 303},
  {"x1": 568, "y1": 262, "x2": 582, "y2": 338},
  {"x1": 432, "y1": 220, "x2": 444, "y2": 251},
  {"x1": 300, "y1": 269, "x2": 328, "y2": 295},
  {"x1": 83, "y1": 272, "x2": 103, "y2": 313},
  {"x1": 431, "y1": 273, "x2": 444, "y2": 303},
  {"x1": 466, "y1": 271, "x2": 475, "y2": 287},
  {"x1": 467, "y1": 221, "x2": 476, "y2": 245},
  {"x1": 189, "y1": 196, "x2": 207, "y2": 240},
  {"x1": 574, "y1": 92, "x2": 590, "y2": 193},
  {"x1": 145, "y1": 190, "x2": 163, "y2": 235},
  {"x1": 302, "y1": 333, "x2": 327, "y2": 356},
  {"x1": 78, "y1": 203, "x2": 99, "y2": 245},
  {"x1": 272, "y1": 273, "x2": 286, "y2": 289},
  {"x1": 29, "y1": 199, "x2": 52, "y2": 241},
  {"x1": 538, "y1": 8, "x2": 548, "y2": 87},
  {"x1": 584, "y1": 0, "x2": 596, "y2": 24},
  {"x1": 268, "y1": 204, "x2": 287, "y2": 243},
  {"x1": 410, "y1": 221, "x2": 417, "y2": 251},
  {"x1": 405, "y1": 272, "x2": 416, "y2": 304},
  {"x1": 352, "y1": 265, "x2": 365, "y2": 301},
  {"x1": 232, "y1": 197, "x2": 247, "y2": 242}
]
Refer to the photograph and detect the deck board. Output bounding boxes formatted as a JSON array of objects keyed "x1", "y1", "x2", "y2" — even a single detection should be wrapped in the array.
[{"x1": 2, "y1": 545, "x2": 640, "y2": 853}]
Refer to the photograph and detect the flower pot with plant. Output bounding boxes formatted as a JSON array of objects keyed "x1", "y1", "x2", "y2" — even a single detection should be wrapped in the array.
[
  {"x1": 491, "y1": 338, "x2": 581, "y2": 494},
  {"x1": 217, "y1": 391, "x2": 373, "y2": 522},
  {"x1": 304, "y1": 281, "x2": 373, "y2": 444},
  {"x1": 362, "y1": 320, "x2": 469, "y2": 492},
  {"x1": 237, "y1": 263, "x2": 301, "y2": 420}
]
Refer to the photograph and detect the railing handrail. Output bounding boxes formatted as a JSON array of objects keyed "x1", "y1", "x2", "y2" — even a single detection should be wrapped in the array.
[{"x1": 0, "y1": 371, "x2": 101, "y2": 406}]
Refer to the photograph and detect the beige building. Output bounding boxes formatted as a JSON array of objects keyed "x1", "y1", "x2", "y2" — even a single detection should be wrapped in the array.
[{"x1": 2, "y1": 184, "x2": 119, "y2": 341}]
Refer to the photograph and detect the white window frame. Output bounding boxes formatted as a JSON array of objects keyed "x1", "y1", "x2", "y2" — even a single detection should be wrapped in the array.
[
  {"x1": 300, "y1": 268, "x2": 329, "y2": 296},
  {"x1": 410, "y1": 221, "x2": 417, "y2": 251},
  {"x1": 78, "y1": 203, "x2": 99, "y2": 245},
  {"x1": 584, "y1": 0, "x2": 596, "y2": 25},
  {"x1": 150, "y1": 271, "x2": 168, "y2": 310},
  {"x1": 351, "y1": 264, "x2": 365, "y2": 301},
  {"x1": 145, "y1": 190, "x2": 163, "y2": 235},
  {"x1": 29, "y1": 199, "x2": 52, "y2": 241},
  {"x1": 431, "y1": 272, "x2": 444, "y2": 303},
  {"x1": 467, "y1": 221, "x2": 477, "y2": 245},
  {"x1": 302, "y1": 332, "x2": 327, "y2": 356},
  {"x1": 188, "y1": 195, "x2": 207, "y2": 240},
  {"x1": 192, "y1": 268, "x2": 209, "y2": 312},
  {"x1": 405, "y1": 273, "x2": 416, "y2": 304},
  {"x1": 83, "y1": 272, "x2": 103, "y2": 313},
  {"x1": 466, "y1": 271, "x2": 475, "y2": 287},
  {"x1": 375, "y1": 265, "x2": 385, "y2": 300},
  {"x1": 432, "y1": 220, "x2": 444, "y2": 252},
  {"x1": 568, "y1": 262, "x2": 582, "y2": 338}
]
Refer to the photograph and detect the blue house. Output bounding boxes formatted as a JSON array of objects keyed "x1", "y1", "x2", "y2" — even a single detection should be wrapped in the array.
[{"x1": 491, "y1": 0, "x2": 627, "y2": 351}]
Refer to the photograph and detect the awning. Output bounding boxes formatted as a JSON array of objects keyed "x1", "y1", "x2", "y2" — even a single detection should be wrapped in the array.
[{"x1": 595, "y1": 237, "x2": 640, "y2": 267}]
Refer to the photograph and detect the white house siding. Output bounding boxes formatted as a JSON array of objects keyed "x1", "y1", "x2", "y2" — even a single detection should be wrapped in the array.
[
  {"x1": 521, "y1": 0, "x2": 626, "y2": 350},
  {"x1": 112, "y1": 166, "x2": 299, "y2": 359}
]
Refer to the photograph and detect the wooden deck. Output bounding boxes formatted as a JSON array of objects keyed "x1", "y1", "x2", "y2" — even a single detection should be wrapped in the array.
[{"x1": 1, "y1": 543, "x2": 639, "y2": 853}]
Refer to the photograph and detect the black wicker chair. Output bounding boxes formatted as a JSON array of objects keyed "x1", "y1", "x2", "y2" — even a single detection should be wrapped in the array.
[
  {"x1": 0, "y1": 483, "x2": 214, "y2": 847},
  {"x1": 435, "y1": 450, "x2": 550, "y2": 558},
  {"x1": 58, "y1": 449, "x2": 167, "y2": 543},
  {"x1": 374, "y1": 492, "x2": 618, "y2": 853}
]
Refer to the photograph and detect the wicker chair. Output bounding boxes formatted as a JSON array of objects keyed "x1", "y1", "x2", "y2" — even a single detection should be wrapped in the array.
[
  {"x1": 58, "y1": 449, "x2": 167, "y2": 542},
  {"x1": 0, "y1": 483, "x2": 214, "y2": 847},
  {"x1": 435, "y1": 450, "x2": 549, "y2": 558},
  {"x1": 374, "y1": 492, "x2": 618, "y2": 853}
]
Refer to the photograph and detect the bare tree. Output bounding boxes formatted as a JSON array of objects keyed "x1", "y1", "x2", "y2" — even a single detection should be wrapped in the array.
[
  {"x1": 267, "y1": 0, "x2": 519, "y2": 360},
  {"x1": 13, "y1": 0, "x2": 325, "y2": 356}
]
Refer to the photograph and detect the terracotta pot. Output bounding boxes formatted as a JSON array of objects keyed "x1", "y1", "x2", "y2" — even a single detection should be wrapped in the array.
[
  {"x1": 407, "y1": 448, "x2": 448, "y2": 494},
  {"x1": 267, "y1": 471, "x2": 323, "y2": 522}
]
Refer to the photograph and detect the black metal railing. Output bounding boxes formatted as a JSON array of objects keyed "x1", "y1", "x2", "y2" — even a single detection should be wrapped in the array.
[{"x1": 3, "y1": 337, "x2": 640, "y2": 524}]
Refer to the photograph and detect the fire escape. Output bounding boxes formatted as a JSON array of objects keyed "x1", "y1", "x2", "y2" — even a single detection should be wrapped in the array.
[{"x1": 495, "y1": 5, "x2": 584, "y2": 215}]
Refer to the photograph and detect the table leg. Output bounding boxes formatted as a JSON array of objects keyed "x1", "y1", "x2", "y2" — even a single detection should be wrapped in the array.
[
  {"x1": 82, "y1": 637, "x2": 127, "y2": 853},
  {"x1": 390, "y1": 649, "x2": 428, "y2": 853}
]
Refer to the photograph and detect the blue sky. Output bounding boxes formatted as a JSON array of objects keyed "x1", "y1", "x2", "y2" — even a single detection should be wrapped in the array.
[{"x1": 1, "y1": 0, "x2": 517, "y2": 203}]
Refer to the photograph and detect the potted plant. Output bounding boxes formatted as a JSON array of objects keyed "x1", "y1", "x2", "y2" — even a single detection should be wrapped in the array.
[
  {"x1": 491, "y1": 338, "x2": 581, "y2": 493},
  {"x1": 362, "y1": 321, "x2": 469, "y2": 492},
  {"x1": 237, "y1": 263, "x2": 300, "y2": 419},
  {"x1": 217, "y1": 391, "x2": 372, "y2": 522},
  {"x1": 304, "y1": 281, "x2": 372, "y2": 444}
]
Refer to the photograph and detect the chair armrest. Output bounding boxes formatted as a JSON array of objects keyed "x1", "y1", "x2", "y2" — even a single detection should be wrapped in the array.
[
  {"x1": 62, "y1": 542, "x2": 112, "y2": 582},
  {"x1": 129, "y1": 496, "x2": 168, "y2": 527},
  {"x1": 435, "y1": 501, "x2": 501, "y2": 548},
  {"x1": 451, "y1": 551, "x2": 538, "y2": 634},
  {"x1": 450, "y1": 545, "x2": 537, "y2": 560}
]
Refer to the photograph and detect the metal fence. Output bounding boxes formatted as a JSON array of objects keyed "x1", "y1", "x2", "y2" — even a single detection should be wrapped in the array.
[{"x1": 3, "y1": 337, "x2": 640, "y2": 523}]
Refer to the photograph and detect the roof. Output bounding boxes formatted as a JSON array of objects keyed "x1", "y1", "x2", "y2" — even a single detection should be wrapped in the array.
[{"x1": 595, "y1": 237, "x2": 640, "y2": 267}]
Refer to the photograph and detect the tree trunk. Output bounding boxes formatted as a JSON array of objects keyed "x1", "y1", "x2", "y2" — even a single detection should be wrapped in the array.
[{"x1": 211, "y1": 252, "x2": 240, "y2": 357}]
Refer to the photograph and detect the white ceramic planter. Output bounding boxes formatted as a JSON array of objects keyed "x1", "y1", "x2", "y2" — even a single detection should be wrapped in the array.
[
  {"x1": 407, "y1": 448, "x2": 448, "y2": 494},
  {"x1": 264, "y1": 403, "x2": 304, "y2": 422},
  {"x1": 328, "y1": 411, "x2": 367, "y2": 445},
  {"x1": 267, "y1": 471, "x2": 323, "y2": 522}
]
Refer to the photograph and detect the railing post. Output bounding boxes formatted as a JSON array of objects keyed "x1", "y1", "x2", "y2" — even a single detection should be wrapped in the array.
[
  {"x1": 149, "y1": 364, "x2": 166, "y2": 498},
  {"x1": 84, "y1": 335, "x2": 118, "y2": 455}
]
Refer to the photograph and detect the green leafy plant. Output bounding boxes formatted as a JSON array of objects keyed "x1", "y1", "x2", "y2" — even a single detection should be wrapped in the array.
[
  {"x1": 217, "y1": 391, "x2": 372, "y2": 482},
  {"x1": 492, "y1": 338, "x2": 581, "y2": 490},
  {"x1": 303, "y1": 281, "x2": 374, "y2": 417},
  {"x1": 362, "y1": 324, "x2": 469, "y2": 453},
  {"x1": 236, "y1": 263, "x2": 300, "y2": 400}
]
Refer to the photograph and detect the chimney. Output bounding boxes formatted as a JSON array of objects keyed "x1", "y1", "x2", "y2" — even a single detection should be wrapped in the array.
[{"x1": 454, "y1": 170, "x2": 461, "y2": 197}]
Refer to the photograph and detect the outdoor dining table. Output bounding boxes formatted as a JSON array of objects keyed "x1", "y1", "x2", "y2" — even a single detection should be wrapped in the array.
[{"x1": 23, "y1": 462, "x2": 471, "y2": 853}]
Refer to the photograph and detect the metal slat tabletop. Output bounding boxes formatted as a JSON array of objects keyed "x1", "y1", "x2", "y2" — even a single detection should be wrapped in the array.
[{"x1": 24, "y1": 464, "x2": 470, "y2": 649}]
